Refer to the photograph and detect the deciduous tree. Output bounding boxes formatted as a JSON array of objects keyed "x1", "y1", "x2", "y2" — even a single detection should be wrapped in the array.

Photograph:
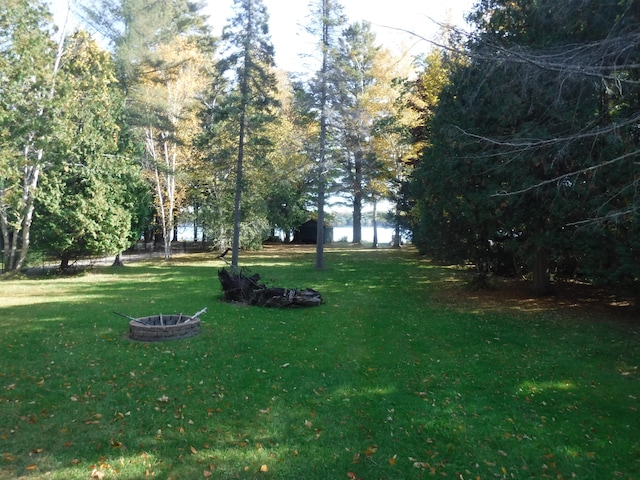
[{"x1": 0, "y1": 0, "x2": 62, "y2": 273}]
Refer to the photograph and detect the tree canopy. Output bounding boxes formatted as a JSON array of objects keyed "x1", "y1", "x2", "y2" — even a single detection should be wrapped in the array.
[
  {"x1": 2, "y1": 0, "x2": 638, "y2": 296},
  {"x1": 410, "y1": 0, "x2": 640, "y2": 294}
]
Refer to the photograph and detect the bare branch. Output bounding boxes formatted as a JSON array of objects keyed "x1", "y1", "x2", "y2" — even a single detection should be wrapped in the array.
[{"x1": 492, "y1": 149, "x2": 640, "y2": 197}]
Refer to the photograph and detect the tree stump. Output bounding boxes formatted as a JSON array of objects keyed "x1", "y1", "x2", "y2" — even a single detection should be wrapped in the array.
[{"x1": 218, "y1": 268, "x2": 322, "y2": 307}]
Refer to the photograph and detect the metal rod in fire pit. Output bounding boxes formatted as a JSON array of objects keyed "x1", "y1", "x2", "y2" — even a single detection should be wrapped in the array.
[{"x1": 185, "y1": 307, "x2": 207, "y2": 323}]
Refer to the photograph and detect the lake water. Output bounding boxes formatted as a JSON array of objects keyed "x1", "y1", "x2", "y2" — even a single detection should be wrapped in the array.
[
  {"x1": 176, "y1": 225, "x2": 402, "y2": 244},
  {"x1": 332, "y1": 226, "x2": 396, "y2": 244}
]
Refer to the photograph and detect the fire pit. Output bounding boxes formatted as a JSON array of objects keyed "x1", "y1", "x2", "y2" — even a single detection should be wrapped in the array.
[{"x1": 120, "y1": 308, "x2": 206, "y2": 342}]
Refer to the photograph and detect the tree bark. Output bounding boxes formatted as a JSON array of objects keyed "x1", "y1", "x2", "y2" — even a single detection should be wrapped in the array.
[
  {"x1": 315, "y1": 0, "x2": 330, "y2": 270},
  {"x1": 112, "y1": 253, "x2": 125, "y2": 267},
  {"x1": 352, "y1": 154, "x2": 363, "y2": 244},
  {"x1": 371, "y1": 199, "x2": 378, "y2": 248},
  {"x1": 532, "y1": 246, "x2": 552, "y2": 296}
]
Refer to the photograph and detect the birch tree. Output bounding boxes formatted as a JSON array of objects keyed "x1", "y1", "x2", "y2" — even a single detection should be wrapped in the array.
[
  {"x1": 82, "y1": 0, "x2": 213, "y2": 259},
  {"x1": 31, "y1": 31, "x2": 146, "y2": 269},
  {"x1": 135, "y1": 37, "x2": 211, "y2": 258},
  {"x1": 0, "y1": 0, "x2": 65, "y2": 273}
]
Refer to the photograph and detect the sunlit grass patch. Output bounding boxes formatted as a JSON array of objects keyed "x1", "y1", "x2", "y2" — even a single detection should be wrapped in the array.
[{"x1": 0, "y1": 246, "x2": 638, "y2": 479}]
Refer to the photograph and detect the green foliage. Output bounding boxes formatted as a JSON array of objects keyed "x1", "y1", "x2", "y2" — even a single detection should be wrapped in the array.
[
  {"x1": 31, "y1": 32, "x2": 146, "y2": 267},
  {"x1": 201, "y1": 0, "x2": 281, "y2": 263},
  {"x1": 410, "y1": 0, "x2": 640, "y2": 293},
  {"x1": 0, "y1": 248, "x2": 638, "y2": 478},
  {"x1": 0, "y1": 0, "x2": 58, "y2": 271},
  {"x1": 330, "y1": 21, "x2": 384, "y2": 243}
]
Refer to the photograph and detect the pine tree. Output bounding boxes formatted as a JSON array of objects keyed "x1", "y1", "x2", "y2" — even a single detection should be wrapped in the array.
[
  {"x1": 214, "y1": 0, "x2": 280, "y2": 268},
  {"x1": 306, "y1": 0, "x2": 346, "y2": 268}
]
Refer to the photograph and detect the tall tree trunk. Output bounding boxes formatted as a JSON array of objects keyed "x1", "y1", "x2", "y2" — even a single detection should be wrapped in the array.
[
  {"x1": 352, "y1": 154, "x2": 363, "y2": 244},
  {"x1": 352, "y1": 199, "x2": 362, "y2": 244},
  {"x1": 392, "y1": 198, "x2": 401, "y2": 248},
  {"x1": 532, "y1": 246, "x2": 552, "y2": 296},
  {"x1": 112, "y1": 252, "x2": 125, "y2": 267},
  {"x1": 371, "y1": 199, "x2": 378, "y2": 248},
  {"x1": 4, "y1": 162, "x2": 42, "y2": 272},
  {"x1": 193, "y1": 204, "x2": 199, "y2": 242},
  {"x1": 231, "y1": 55, "x2": 249, "y2": 269},
  {"x1": 315, "y1": 0, "x2": 330, "y2": 270}
]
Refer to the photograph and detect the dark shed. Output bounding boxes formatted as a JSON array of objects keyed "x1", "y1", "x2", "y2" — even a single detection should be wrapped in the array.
[{"x1": 295, "y1": 219, "x2": 333, "y2": 244}]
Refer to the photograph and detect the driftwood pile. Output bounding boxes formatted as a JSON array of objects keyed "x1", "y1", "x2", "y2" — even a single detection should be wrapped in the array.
[{"x1": 218, "y1": 268, "x2": 322, "y2": 308}]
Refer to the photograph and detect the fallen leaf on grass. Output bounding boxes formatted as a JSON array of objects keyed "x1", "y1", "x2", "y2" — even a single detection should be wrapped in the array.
[
  {"x1": 90, "y1": 469, "x2": 105, "y2": 479},
  {"x1": 260, "y1": 464, "x2": 268, "y2": 472},
  {"x1": 190, "y1": 445, "x2": 198, "y2": 454},
  {"x1": 363, "y1": 445, "x2": 378, "y2": 456},
  {"x1": 25, "y1": 464, "x2": 37, "y2": 471},
  {"x1": 389, "y1": 455, "x2": 397, "y2": 465}
]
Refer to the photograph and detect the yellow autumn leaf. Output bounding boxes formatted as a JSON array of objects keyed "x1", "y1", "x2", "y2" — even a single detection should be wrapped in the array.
[
  {"x1": 363, "y1": 445, "x2": 378, "y2": 456},
  {"x1": 190, "y1": 445, "x2": 198, "y2": 454},
  {"x1": 260, "y1": 464, "x2": 268, "y2": 472}
]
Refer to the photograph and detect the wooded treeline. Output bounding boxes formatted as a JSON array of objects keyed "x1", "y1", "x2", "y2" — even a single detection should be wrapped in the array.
[
  {"x1": 410, "y1": 0, "x2": 640, "y2": 295},
  {"x1": 1, "y1": 0, "x2": 638, "y2": 295}
]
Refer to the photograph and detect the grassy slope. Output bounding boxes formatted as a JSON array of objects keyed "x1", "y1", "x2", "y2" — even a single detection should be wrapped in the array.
[{"x1": 0, "y1": 246, "x2": 638, "y2": 479}]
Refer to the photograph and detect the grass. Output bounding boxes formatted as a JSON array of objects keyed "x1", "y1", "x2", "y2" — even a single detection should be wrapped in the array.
[{"x1": 0, "y1": 246, "x2": 638, "y2": 479}]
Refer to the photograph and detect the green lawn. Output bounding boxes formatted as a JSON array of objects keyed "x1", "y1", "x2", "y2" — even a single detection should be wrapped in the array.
[{"x1": 0, "y1": 246, "x2": 638, "y2": 479}]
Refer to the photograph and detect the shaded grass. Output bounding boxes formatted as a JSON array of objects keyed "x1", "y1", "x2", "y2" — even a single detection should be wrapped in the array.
[{"x1": 0, "y1": 246, "x2": 638, "y2": 479}]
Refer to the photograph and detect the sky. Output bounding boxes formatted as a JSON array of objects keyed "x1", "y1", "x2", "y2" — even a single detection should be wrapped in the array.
[{"x1": 48, "y1": 0, "x2": 476, "y2": 73}]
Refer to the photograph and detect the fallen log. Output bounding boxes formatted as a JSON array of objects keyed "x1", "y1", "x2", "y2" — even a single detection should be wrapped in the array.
[{"x1": 218, "y1": 268, "x2": 322, "y2": 308}]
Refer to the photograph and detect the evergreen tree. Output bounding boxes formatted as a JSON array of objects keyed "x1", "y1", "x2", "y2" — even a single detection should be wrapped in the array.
[
  {"x1": 213, "y1": 0, "x2": 280, "y2": 268},
  {"x1": 82, "y1": 0, "x2": 214, "y2": 259},
  {"x1": 411, "y1": 0, "x2": 640, "y2": 294},
  {"x1": 306, "y1": 0, "x2": 346, "y2": 267},
  {"x1": 330, "y1": 21, "x2": 379, "y2": 244},
  {"x1": 31, "y1": 31, "x2": 149, "y2": 269}
]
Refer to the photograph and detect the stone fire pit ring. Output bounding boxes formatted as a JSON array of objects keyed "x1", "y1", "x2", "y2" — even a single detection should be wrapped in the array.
[{"x1": 127, "y1": 310, "x2": 205, "y2": 342}]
